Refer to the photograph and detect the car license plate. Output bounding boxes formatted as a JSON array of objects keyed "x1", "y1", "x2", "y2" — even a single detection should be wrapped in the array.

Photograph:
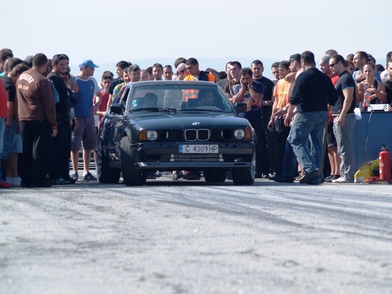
[{"x1": 179, "y1": 144, "x2": 219, "y2": 154}]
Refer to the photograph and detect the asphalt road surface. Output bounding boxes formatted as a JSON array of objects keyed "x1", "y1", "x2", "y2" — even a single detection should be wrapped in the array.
[{"x1": 1, "y1": 175, "x2": 392, "y2": 294}]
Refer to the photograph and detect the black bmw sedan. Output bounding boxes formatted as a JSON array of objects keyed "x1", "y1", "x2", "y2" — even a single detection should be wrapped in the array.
[{"x1": 97, "y1": 81, "x2": 255, "y2": 186}]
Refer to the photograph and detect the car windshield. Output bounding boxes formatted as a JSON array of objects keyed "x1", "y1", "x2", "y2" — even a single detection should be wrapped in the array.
[{"x1": 127, "y1": 83, "x2": 234, "y2": 113}]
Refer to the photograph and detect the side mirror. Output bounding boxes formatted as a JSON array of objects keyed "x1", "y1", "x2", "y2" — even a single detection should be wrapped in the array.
[
  {"x1": 110, "y1": 103, "x2": 124, "y2": 115},
  {"x1": 234, "y1": 102, "x2": 247, "y2": 114}
]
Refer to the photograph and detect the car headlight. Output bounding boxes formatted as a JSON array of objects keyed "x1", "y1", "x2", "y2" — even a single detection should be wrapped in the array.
[
  {"x1": 140, "y1": 130, "x2": 158, "y2": 141},
  {"x1": 234, "y1": 129, "x2": 246, "y2": 139}
]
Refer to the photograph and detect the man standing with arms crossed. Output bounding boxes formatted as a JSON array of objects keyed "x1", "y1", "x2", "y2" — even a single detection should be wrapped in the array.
[{"x1": 284, "y1": 51, "x2": 337, "y2": 185}]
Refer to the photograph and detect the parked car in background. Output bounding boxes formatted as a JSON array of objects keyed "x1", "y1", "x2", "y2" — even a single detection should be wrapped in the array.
[{"x1": 97, "y1": 81, "x2": 255, "y2": 186}]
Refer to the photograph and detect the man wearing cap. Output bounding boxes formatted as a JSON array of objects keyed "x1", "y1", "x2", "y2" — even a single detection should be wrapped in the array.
[
  {"x1": 286, "y1": 53, "x2": 303, "y2": 96},
  {"x1": 172, "y1": 57, "x2": 187, "y2": 80},
  {"x1": 70, "y1": 59, "x2": 102, "y2": 181},
  {"x1": 176, "y1": 63, "x2": 188, "y2": 81}
]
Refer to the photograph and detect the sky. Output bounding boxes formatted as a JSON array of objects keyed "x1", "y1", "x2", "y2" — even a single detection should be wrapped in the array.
[{"x1": 2, "y1": 0, "x2": 391, "y2": 80}]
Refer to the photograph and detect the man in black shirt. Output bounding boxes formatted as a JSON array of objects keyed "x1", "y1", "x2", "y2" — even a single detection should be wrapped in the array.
[
  {"x1": 106, "y1": 60, "x2": 132, "y2": 109},
  {"x1": 329, "y1": 54, "x2": 357, "y2": 183},
  {"x1": 284, "y1": 51, "x2": 337, "y2": 184},
  {"x1": 251, "y1": 60, "x2": 275, "y2": 177},
  {"x1": 47, "y1": 54, "x2": 79, "y2": 184}
]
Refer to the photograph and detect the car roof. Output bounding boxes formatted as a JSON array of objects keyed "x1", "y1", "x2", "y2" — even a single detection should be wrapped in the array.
[{"x1": 123, "y1": 80, "x2": 217, "y2": 89}]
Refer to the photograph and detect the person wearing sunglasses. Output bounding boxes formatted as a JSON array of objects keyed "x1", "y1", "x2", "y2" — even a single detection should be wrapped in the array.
[{"x1": 329, "y1": 54, "x2": 357, "y2": 183}]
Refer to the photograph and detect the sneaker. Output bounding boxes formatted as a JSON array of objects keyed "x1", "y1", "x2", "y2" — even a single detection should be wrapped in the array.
[
  {"x1": 62, "y1": 176, "x2": 76, "y2": 184},
  {"x1": 21, "y1": 180, "x2": 32, "y2": 188},
  {"x1": 183, "y1": 172, "x2": 201, "y2": 180},
  {"x1": 269, "y1": 173, "x2": 280, "y2": 181},
  {"x1": 71, "y1": 172, "x2": 79, "y2": 181},
  {"x1": 325, "y1": 175, "x2": 340, "y2": 182},
  {"x1": 0, "y1": 181, "x2": 14, "y2": 188},
  {"x1": 299, "y1": 170, "x2": 320, "y2": 184},
  {"x1": 294, "y1": 171, "x2": 304, "y2": 182},
  {"x1": 272, "y1": 176, "x2": 294, "y2": 183},
  {"x1": 268, "y1": 172, "x2": 277, "y2": 179},
  {"x1": 146, "y1": 173, "x2": 156, "y2": 179},
  {"x1": 51, "y1": 178, "x2": 72, "y2": 185},
  {"x1": 83, "y1": 172, "x2": 97, "y2": 181},
  {"x1": 6, "y1": 177, "x2": 21, "y2": 187},
  {"x1": 332, "y1": 177, "x2": 353, "y2": 183},
  {"x1": 32, "y1": 180, "x2": 52, "y2": 188},
  {"x1": 306, "y1": 174, "x2": 322, "y2": 185},
  {"x1": 172, "y1": 171, "x2": 183, "y2": 180}
]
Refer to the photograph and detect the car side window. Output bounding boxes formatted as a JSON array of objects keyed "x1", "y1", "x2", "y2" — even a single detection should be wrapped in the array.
[{"x1": 119, "y1": 88, "x2": 130, "y2": 105}]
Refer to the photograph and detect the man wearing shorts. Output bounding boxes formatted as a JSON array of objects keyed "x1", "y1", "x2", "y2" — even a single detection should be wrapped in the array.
[
  {"x1": 0, "y1": 61, "x2": 28, "y2": 187},
  {"x1": 71, "y1": 59, "x2": 102, "y2": 181}
]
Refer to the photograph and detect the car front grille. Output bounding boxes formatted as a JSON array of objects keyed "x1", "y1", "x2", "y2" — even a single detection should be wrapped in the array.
[
  {"x1": 170, "y1": 154, "x2": 223, "y2": 162},
  {"x1": 184, "y1": 129, "x2": 210, "y2": 141}
]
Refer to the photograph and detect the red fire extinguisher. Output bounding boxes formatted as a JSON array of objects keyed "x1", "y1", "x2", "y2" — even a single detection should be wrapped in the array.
[{"x1": 379, "y1": 145, "x2": 391, "y2": 180}]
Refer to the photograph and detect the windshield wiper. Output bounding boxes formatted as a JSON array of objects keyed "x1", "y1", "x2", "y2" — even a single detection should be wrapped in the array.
[
  {"x1": 180, "y1": 108, "x2": 224, "y2": 112},
  {"x1": 161, "y1": 107, "x2": 177, "y2": 113},
  {"x1": 131, "y1": 107, "x2": 177, "y2": 113},
  {"x1": 131, "y1": 107, "x2": 160, "y2": 112}
]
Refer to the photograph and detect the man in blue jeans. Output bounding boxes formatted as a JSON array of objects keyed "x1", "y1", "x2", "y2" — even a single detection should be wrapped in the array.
[{"x1": 283, "y1": 51, "x2": 337, "y2": 184}]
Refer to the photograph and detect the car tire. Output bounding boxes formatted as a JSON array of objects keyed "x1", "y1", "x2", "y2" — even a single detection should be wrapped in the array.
[
  {"x1": 232, "y1": 152, "x2": 255, "y2": 185},
  {"x1": 97, "y1": 140, "x2": 120, "y2": 184},
  {"x1": 204, "y1": 170, "x2": 226, "y2": 183},
  {"x1": 120, "y1": 137, "x2": 146, "y2": 186}
]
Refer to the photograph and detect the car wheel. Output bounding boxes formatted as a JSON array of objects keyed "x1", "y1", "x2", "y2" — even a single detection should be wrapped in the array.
[
  {"x1": 120, "y1": 137, "x2": 146, "y2": 186},
  {"x1": 97, "y1": 140, "x2": 120, "y2": 184},
  {"x1": 232, "y1": 152, "x2": 255, "y2": 185},
  {"x1": 204, "y1": 170, "x2": 226, "y2": 183}
]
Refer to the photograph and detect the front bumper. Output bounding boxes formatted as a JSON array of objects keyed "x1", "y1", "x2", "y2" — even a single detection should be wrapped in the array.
[{"x1": 114, "y1": 141, "x2": 254, "y2": 171}]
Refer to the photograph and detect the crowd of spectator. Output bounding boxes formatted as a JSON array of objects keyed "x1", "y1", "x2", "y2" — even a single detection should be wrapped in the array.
[{"x1": 1, "y1": 47, "x2": 391, "y2": 188}]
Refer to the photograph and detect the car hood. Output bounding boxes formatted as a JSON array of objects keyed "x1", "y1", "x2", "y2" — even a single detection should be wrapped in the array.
[{"x1": 130, "y1": 112, "x2": 251, "y2": 130}]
